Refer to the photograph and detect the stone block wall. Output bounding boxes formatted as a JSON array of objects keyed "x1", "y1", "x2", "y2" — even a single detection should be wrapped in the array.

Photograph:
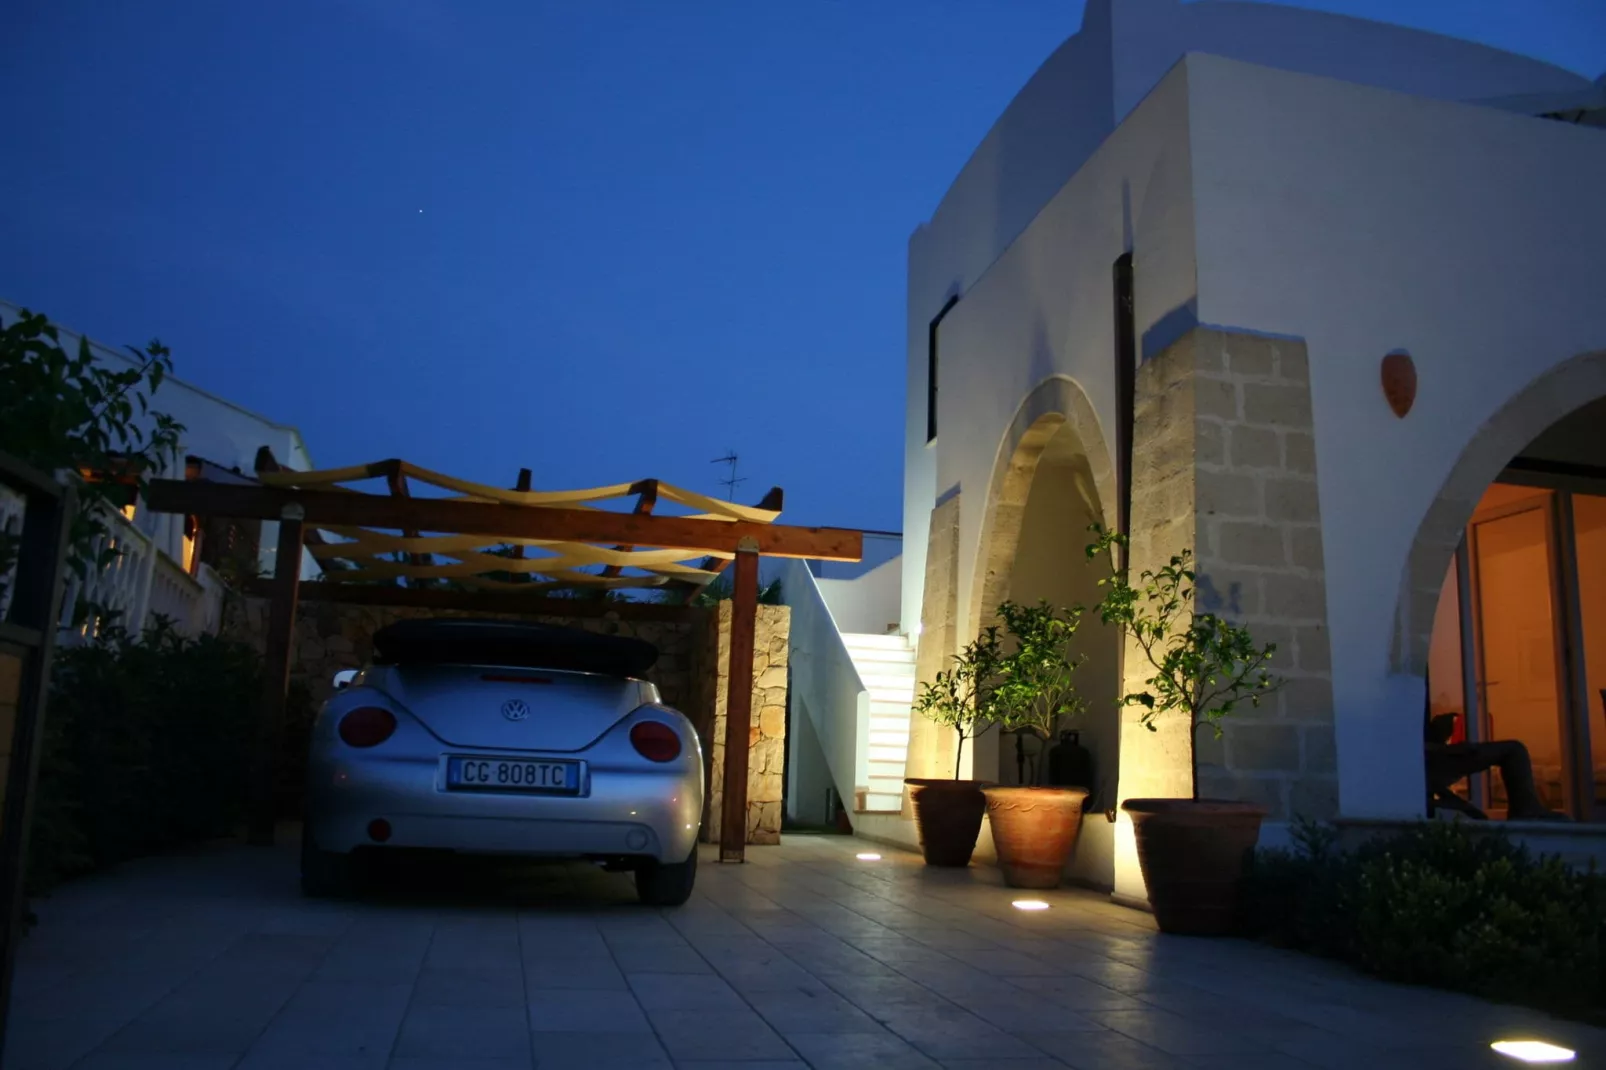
[
  {"x1": 1123, "y1": 328, "x2": 1339, "y2": 823},
  {"x1": 696, "y1": 601, "x2": 791, "y2": 846},
  {"x1": 905, "y1": 493, "x2": 962, "y2": 787}
]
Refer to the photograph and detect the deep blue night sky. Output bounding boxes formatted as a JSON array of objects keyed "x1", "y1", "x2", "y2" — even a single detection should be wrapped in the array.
[{"x1": 3, "y1": 2, "x2": 1601, "y2": 531}]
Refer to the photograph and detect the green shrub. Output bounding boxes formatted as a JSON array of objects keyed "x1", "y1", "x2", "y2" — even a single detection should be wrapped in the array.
[
  {"x1": 1242, "y1": 819, "x2": 1606, "y2": 1016},
  {"x1": 28, "y1": 620, "x2": 262, "y2": 894}
]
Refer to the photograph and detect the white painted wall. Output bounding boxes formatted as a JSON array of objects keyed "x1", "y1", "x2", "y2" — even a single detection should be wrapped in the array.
[
  {"x1": 817, "y1": 553, "x2": 901, "y2": 637},
  {"x1": 1183, "y1": 54, "x2": 1606, "y2": 819},
  {"x1": 901, "y1": 0, "x2": 1593, "y2": 638}
]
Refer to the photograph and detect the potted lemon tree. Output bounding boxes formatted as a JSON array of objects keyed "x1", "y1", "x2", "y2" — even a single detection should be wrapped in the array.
[
  {"x1": 907, "y1": 624, "x2": 1008, "y2": 866},
  {"x1": 984, "y1": 600, "x2": 1091, "y2": 889},
  {"x1": 1089, "y1": 528, "x2": 1279, "y2": 934}
]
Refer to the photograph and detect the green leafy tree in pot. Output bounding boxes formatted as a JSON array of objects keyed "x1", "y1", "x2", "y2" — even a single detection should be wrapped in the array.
[
  {"x1": 914, "y1": 622, "x2": 1011, "y2": 779},
  {"x1": 1086, "y1": 526, "x2": 1278, "y2": 798},
  {"x1": 991, "y1": 600, "x2": 1087, "y2": 786}
]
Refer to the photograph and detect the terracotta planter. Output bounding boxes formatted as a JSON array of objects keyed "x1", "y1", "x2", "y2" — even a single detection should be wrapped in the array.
[
  {"x1": 1123, "y1": 798, "x2": 1265, "y2": 935},
  {"x1": 905, "y1": 778, "x2": 989, "y2": 866},
  {"x1": 984, "y1": 786, "x2": 1088, "y2": 889}
]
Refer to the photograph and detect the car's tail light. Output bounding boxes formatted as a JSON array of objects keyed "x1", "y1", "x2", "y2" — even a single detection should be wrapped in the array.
[
  {"x1": 339, "y1": 707, "x2": 397, "y2": 748},
  {"x1": 630, "y1": 721, "x2": 681, "y2": 762}
]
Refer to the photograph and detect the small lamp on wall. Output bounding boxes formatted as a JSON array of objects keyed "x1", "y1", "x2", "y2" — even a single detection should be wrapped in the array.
[{"x1": 1381, "y1": 350, "x2": 1417, "y2": 418}]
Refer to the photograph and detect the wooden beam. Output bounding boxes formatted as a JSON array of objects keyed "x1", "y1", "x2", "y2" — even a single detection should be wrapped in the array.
[
  {"x1": 510, "y1": 469, "x2": 532, "y2": 560},
  {"x1": 249, "y1": 509, "x2": 305, "y2": 847},
  {"x1": 383, "y1": 459, "x2": 433, "y2": 580},
  {"x1": 719, "y1": 541, "x2": 761, "y2": 862},
  {"x1": 247, "y1": 577, "x2": 701, "y2": 622},
  {"x1": 600, "y1": 479, "x2": 659, "y2": 579},
  {"x1": 144, "y1": 480, "x2": 864, "y2": 562}
]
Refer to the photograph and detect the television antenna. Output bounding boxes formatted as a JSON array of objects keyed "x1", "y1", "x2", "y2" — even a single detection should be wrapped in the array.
[{"x1": 711, "y1": 450, "x2": 746, "y2": 501}]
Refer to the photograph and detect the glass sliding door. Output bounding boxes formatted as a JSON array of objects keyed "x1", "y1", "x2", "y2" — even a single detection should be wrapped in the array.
[
  {"x1": 1468, "y1": 487, "x2": 1569, "y2": 816},
  {"x1": 1573, "y1": 494, "x2": 1606, "y2": 819}
]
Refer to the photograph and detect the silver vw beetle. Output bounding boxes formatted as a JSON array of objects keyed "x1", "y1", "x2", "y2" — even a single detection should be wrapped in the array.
[{"x1": 301, "y1": 618, "x2": 704, "y2": 905}]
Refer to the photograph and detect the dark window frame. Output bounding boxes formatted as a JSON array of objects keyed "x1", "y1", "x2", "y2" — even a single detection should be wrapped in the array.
[{"x1": 927, "y1": 294, "x2": 959, "y2": 444}]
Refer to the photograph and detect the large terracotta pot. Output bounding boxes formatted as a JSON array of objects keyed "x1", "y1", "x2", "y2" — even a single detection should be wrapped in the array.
[
  {"x1": 984, "y1": 786, "x2": 1088, "y2": 889},
  {"x1": 905, "y1": 778, "x2": 990, "y2": 866},
  {"x1": 1123, "y1": 798, "x2": 1266, "y2": 935}
]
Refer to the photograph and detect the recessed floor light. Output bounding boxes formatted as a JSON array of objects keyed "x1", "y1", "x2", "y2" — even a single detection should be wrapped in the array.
[
  {"x1": 1492, "y1": 1040, "x2": 1577, "y2": 1063},
  {"x1": 855, "y1": 852, "x2": 882, "y2": 861},
  {"x1": 1011, "y1": 899, "x2": 1050, "y2": 911}
]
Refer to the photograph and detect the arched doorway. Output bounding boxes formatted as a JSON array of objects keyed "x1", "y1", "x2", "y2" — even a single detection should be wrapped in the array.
[
  {"x1": 1401, "y1": 352, "x2": 1606, "y2": 821},
  {"x1": 970, "y1": 378, "x2": 1119, "y2": 888}
]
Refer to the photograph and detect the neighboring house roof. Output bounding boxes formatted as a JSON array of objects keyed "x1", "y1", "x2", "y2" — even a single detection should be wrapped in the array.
[{"x1": 0, "y1": 299, "x2": 313, "y2": 474}]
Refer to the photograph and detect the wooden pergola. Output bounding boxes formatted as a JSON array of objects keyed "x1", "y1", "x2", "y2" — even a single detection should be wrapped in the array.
[{"x1": 144, "y1": 458, "x2": 862, "y2": 862}]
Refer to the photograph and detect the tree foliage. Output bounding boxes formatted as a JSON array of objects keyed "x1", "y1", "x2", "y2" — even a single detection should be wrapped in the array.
[
  {"x1": 0, "y1": 309, "x2": 184, "y2": 623},
  {"x1": 914, "y1": 621, "x2": 1010, "y2": 778},
  {"x1": 990, "y1": 600, "x2": 1087, "y2": 785},
  {"x1": 1086, "y1": 526, "x2": 1278, "y2": 798}
]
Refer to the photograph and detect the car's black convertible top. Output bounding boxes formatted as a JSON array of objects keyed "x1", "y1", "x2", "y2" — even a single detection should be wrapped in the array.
[{"x1": 371, "y1": 618, "x2": 659, "y2": 677}]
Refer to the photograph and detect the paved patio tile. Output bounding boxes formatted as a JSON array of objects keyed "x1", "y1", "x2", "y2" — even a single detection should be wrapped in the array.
[
  {"x1": 9, "y1": 832, "x2": 1606, "y2": 1070},
  {"x1": 526, "y1": 987, "x2": 651, "y2": 1032},
  {"x1": 526, "y1": 1030, "x2": 671, "y2": 1068},
  {"x1": 393, "y1": 1004, "x2": 530, "y2": 1060}
]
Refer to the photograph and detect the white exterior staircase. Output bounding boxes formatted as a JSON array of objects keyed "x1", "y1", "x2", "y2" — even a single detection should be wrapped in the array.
[{"x1": 844, "y1": 632, "x2": 917, "y2": 813}]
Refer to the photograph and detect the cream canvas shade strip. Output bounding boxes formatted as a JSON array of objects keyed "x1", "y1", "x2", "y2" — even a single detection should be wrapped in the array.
[
  {"x1": 254, "y1": 458, "x2": 765, "y2": 589},
  {"x1": 257, "y1": 460, "x2": 780, "y2": 523}
]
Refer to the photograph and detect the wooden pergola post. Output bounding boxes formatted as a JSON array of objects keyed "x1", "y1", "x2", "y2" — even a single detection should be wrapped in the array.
[
  {"x1": 248, "y1": 505, "x2": 305, "y2": 846},
  {"x1": 719, "y1": 539, "x2": 761, "y2": 863}
]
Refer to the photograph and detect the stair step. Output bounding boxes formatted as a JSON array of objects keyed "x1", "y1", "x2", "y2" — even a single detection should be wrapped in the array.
[
  {"x1": 869, "y1": 760, "x2": 907, "y2": 779},
  {"x1": 869, "y1": 729, "x2": 908, "y2": 745},
  {"x1": 868, "y1": 725, "x2": 910, "y2": 740},
  {"x1": 841, "y1": 633, "x2": 912, "y2": 651},
  {"x1": 857, "y1": 792, "x2": 903, "y2": 813},
  {"x1": 868, "y1": 745, "x2": 907, "y2": 763},
  {"x1": 856, "y1": 666, "x2": 917, "y2": 683},
  {"x1": 869, "y1": 699, "x2": 913, "y2": 716}
]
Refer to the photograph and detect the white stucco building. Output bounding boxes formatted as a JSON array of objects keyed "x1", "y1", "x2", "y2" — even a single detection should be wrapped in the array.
[{"x1": 781, "y1": 0, "x2": 1606, "y2": 903}]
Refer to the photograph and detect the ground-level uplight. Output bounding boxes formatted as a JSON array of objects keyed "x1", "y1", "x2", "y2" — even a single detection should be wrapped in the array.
[
  {"x1": 1491, "y1": 1040, "x2": 1577, "y2": 1063},
  {"x1": 856, "y1": 852, "x2": 881, "y2": 861},
  {"x1": 1011, "y1": 899, "x2": 1050, "y2": 911}
]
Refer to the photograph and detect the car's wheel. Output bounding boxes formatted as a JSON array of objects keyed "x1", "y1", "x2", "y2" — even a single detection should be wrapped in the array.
[
  {"x1": 300, "y1": 827, "x2": 359, "y2": 899},
  {"x1": 635, "y1": 845, "x2": 697, "y2": 907}
]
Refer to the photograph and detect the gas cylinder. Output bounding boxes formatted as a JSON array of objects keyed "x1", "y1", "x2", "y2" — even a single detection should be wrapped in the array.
[{"x1": 1047, "y1": 729, "x2": 1093, "y2": 789}]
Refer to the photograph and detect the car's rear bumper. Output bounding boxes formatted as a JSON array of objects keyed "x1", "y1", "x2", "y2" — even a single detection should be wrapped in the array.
[{"x1": 305, "y1": 750, "x2": 702, "y2": 862}]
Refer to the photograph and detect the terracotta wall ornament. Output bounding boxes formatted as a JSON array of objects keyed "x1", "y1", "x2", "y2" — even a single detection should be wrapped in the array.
[{"x1": 1381, "y1": 350, "x2": 1417, "y2": 418}]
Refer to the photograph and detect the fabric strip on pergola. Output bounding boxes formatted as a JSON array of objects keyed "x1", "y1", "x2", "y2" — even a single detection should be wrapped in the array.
[{"x1": 255, "y1": 459, "x2": 780, "y2": 592}]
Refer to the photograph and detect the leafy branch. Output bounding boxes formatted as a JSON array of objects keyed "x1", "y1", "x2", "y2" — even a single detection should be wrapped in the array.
[
  {"x1": 1087, "y1": 526, "x2": 1278, "y2": 800},
  {"x1": 914, "y1": 622, "x2": 1009, "y2": 779},
  {"x1": 990, "y1": 600, "x2": 1087, "y2": 786}
]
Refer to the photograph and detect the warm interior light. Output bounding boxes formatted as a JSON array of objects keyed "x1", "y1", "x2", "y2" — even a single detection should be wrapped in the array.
[
  {"x1": 1491, "y1": 1040, "x2": 1576, "y2": 1063},
  {"x1": 1012, "y1": 899, "x2": 1050, "y2": 911},
  {"x1": 120, "y1": 502, "x2": 137, "y2": 522},
  {"x1": 856, "y1": 852, "x2": 881, "y2": 861}
]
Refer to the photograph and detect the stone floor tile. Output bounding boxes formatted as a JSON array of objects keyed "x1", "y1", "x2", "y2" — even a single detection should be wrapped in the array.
[
  {"x1": 394, "y1": 1004, "x2": 531, "y2": 1059},
  {"x1": 388, "y1": 1058, "x2": 530, "y2": 1070},
  {"x1": 525, "y1": 1029, "x2": 671, "y2": 1068},
  {"x1": 526, "y1": 987, "x2": 650, "y2": 1032},
  {"x1": 72, "y1": 1055, "x2": 240, "y2": 1070},
  {"x1": 878, "y1": 1008, "x2": 1050, "y2": 1061},
  {"x1": 1018, "y1": 1028, "x2": 1189, "y2": 1069},
  {"x1": 626, "y1": 970, "x2": 746, "y2": 1011},
  {"x1": 237, "y1": 1054, "x2": 390, "y2": 1070},
  {"x1": 785, "y1": 1029, "x2": 942, "y2": 1069},
  {"x1": 1, "y1": 1014, "x2": 125, "y2": 1070},
  {"x1": 246, "y1": 980, "x2": 411, "y2": 1059},
  {"x1": 648, "y1": 1007, "x2": 796, "y2": 1061},
  {"x1": 412, "y1": 966, "x2": 526, "y2": 1007}
]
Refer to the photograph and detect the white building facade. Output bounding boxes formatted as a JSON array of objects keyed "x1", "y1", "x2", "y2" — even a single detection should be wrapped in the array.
[
  {"x1": 0, "y1": 300, "x2": 317, "y2": 640},
  {"x1": 888, "y1": 0, "x2": 1606, "y2": 901}
]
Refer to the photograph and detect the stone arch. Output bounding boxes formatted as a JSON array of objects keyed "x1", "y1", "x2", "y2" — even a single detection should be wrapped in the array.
[
  {"x1": 1392, "y1": 348, "x2": 1606, "y2": 675},
  {"x1": 969, "y1": 375, "x2": 1116, "y2": 645}
]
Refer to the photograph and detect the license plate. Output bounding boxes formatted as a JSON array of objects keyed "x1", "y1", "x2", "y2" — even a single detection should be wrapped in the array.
[{"x1": 446, "y1": 757, "x2": 580, "y2": 794}]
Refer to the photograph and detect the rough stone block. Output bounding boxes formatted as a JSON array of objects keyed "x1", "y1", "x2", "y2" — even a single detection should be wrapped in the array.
[
  {"x1": 1194, "y1": 566, "x2": 1262, "y2": 617},
  {"x1": 1302, "y1": 725, "x2": 1337, "y2": 773},
  {"x1": 758, "y1": 705, "x2": 785, "y2": 740},
  {"x1": 1196, "y1": 420, "x2": 1225, "y2": 466},
  {"x1": 1242, "y1": 383, "x2": 1313, "y2": 428},
  {"x1": 1294, "y1": 625, "x2": 1332, "y2": 673},
  {"x1": 1197, "y1": 771, "x2": 1288, "y2": 820},
  {"x1": 1262, "y1": 574, "x2": 1328, "y2": 622},
  {"x1": 1196, "y1": 470, "x2": 1260, "y2": 520},
  {"x1": 1262, "y1": 477, "x2": 1321, "y2": 524},
  {"x1": 1227, "y1": 426, "x2": 1281, "y2": 471},
  {"x1": 1226, "y1": 335, "x2": 1278, "y2": 379},
  {"x1": 1226, "y1": 723, "x2": 1302, "y2": 773},
  {"x1": 1289, "y1": 526, "x2": 1325, "y2": 571},
  {"x1": 1194, "y1": 379, "x2": 1240, "y2": 422},
  {"x1": 1214, "y1": 522, "x2": 1288, "y2": 567},
  {"x1": 1278, "y1": 676, "x2": 1335, "y2": 721}
]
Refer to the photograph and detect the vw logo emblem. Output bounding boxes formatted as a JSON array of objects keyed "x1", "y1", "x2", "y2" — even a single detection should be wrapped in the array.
[{"x1": 501, "y1": 699, "x2": 531, "y2": 722}]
